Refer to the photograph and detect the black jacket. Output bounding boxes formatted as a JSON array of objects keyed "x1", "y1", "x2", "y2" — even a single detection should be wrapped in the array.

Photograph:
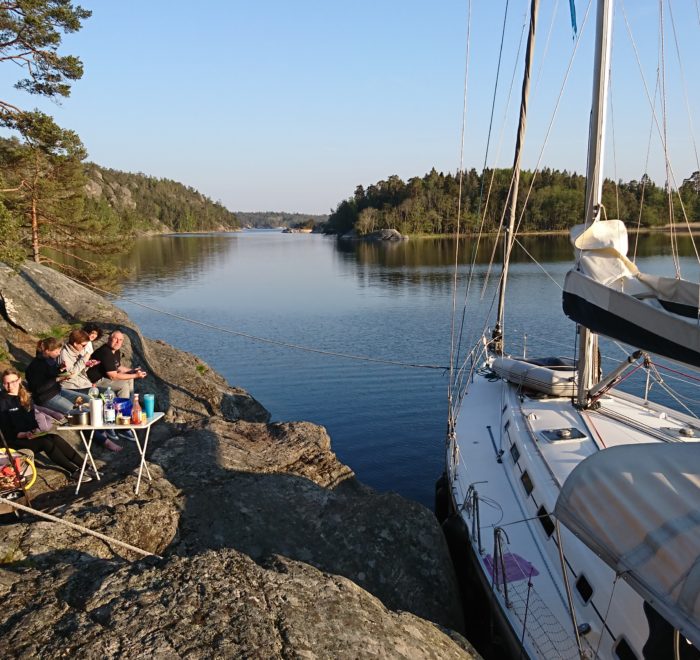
[
  {"x1": 0, "y1": 393, "x2": 37, "y2": 443},
  {"x1": 24, "y1": 356, "x2": 61, "y2": 405}
]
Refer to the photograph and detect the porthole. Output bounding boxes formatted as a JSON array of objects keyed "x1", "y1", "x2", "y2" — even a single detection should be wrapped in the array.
[
  {"x1": 520, "y1": 471, "x2": 533, "y2": 495},
  {"x1": 536, "y1": 505, "x2": 555, "y2": 537},
  {"x1": 576, "y1": 574, "x2": 593, "y2": 603},
  {"x1": 613, "y1": 636, "x2": 637, "y2": 660},
  {"x1": 510, "y1": 444, "x2": 520, "y2": 463}
]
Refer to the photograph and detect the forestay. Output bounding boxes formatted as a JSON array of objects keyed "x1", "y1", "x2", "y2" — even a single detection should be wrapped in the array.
[{"x1": 554, "y1": 443, "x2": 700, "y2": 648}]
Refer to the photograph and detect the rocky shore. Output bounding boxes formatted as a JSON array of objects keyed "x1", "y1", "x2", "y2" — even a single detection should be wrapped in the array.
[{"x1": 0, "y1": 262, "x2": 477, "y2": 658}]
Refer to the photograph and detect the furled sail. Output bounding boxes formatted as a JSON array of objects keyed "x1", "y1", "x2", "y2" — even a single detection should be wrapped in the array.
[{"x1": 562, "y1": 220, "x2": 700, "y2": 367}]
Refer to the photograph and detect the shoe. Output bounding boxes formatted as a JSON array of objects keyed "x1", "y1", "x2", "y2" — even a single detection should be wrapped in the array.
[
  {"x1": 116, "y1": 431, "x2": 135, "y2": 442},
  {"x1": 70, "y1": 469, "x2": 93, "y2": 483}
]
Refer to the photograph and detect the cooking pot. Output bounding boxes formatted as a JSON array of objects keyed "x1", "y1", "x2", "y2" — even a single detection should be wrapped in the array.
[{"x1": 67, "y1": 410, "x2": 89, "y2": 426}]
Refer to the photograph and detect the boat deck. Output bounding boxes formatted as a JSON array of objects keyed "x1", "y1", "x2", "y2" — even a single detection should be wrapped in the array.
[{"x1": 448, "y1": 368, "x2": 691, "y2": 658}]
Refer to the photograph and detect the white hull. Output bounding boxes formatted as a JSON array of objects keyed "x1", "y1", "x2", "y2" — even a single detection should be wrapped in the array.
[{"x1": 448, "y1": 358, "x2": 699, "y2": 659}]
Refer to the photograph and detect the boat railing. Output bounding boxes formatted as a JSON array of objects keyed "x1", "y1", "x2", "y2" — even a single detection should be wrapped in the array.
[{"x1": 491, "y1": 526, "x2": 586, "y2": 660}]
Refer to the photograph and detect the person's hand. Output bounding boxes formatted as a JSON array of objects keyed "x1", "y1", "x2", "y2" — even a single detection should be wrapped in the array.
[{"x1": 17, "y1": 431, "x2": 33, "y2": 439}]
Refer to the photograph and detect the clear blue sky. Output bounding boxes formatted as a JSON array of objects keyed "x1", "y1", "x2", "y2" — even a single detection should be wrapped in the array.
[{"x1": 2, "y1": 1, "x2": 699, "y2": 214}]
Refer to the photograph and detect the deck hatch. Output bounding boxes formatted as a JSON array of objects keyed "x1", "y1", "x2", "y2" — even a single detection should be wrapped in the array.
[{"x1": 541, "y1": 427, "x2": 585, "y2": 442}]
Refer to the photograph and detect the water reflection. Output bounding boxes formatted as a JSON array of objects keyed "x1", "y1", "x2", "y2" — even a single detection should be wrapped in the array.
[{"x1": 70, "y1": 230, "x2": 699, "y2": 293}]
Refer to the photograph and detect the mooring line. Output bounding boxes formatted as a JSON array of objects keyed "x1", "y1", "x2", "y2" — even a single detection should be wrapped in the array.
[
  {"x1": 79, "y1": 279, "x2": 449, "y2": 372},
  {"x1": 0, "y1": 496, "x2": 161, "y2": 559}
]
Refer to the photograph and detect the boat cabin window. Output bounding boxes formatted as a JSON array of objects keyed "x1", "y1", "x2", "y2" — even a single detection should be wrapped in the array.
[
  {"x1": 576, "y1": 574, "x2": 593, "y2": 603},
  {"x1": 536, "y1": 506, "x2": 555, "y2": 537},
  {"x1": 613, "y1": 636, "x2": 637, "y2": 660},
  {"x1": 509, "y1": 444, "x2": 520, "y2": 463},
  {"x1": 520, "y1": 471, "x2": 534, "y2": 496}
]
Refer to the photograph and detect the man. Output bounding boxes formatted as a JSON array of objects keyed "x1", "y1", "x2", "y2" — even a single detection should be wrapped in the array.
[{"x1": 87, "y1": 330, "x2": 147, "y2": 398}]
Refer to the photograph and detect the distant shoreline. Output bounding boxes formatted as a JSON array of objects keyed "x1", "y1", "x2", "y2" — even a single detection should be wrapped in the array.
[{"x1": 406, "y1": 225, "x2": 700, "y2": 239}]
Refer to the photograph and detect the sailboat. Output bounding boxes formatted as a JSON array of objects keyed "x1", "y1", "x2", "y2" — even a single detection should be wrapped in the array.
[{"x1": 441, "y1": 1, "x2": 700, "y2": 658}]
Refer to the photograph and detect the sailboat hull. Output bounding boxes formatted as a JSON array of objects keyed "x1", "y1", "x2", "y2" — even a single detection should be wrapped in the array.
[{"x1": 563, "y1": 269, "x2": 700, "y2": 368}]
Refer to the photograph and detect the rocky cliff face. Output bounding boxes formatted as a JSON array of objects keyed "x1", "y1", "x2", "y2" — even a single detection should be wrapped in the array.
[{"x1": 0, "y1": 262, "x2": 476, "y2": 658}]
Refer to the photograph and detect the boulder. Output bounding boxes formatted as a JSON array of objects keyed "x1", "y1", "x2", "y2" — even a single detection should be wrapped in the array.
[{"x1": 0, "y1": 261, "x2": 475, "y2": 658}]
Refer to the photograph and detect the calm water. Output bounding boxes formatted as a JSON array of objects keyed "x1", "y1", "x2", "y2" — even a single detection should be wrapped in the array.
[{"x1": 112, "y1": 230, "x2": 700, "y2": 508}]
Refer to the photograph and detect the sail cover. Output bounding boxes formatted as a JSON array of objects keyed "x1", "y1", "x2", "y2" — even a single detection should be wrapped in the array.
[
  {"x1": 563, "y1": 220, "x2": 700, "y2": 367},
  {"x1": 555, "y1": 443, "x2": 700, "y2": 648}
]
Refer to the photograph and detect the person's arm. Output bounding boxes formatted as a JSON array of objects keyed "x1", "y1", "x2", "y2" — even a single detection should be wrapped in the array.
[
  {"x1": 105, "y1": 368, "x2": 147, "y2": 381},
  {"x1": 61, "y1": 347, "x2": 86, "y2": 376}
]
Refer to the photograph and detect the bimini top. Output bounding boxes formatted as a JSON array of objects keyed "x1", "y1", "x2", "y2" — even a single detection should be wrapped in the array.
[{"x1": 554, "y1": 443, "x2": 700, "y2": 648}]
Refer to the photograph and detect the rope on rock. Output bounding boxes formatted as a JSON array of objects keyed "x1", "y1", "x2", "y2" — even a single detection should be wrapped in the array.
[{"x1": 0, "y1": 496, "x2": 162, "y2": 559}]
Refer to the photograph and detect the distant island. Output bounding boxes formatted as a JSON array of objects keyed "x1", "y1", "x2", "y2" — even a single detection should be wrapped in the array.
[{"x1": 235, "y1": 211, "x2": 328, "y2": 231}]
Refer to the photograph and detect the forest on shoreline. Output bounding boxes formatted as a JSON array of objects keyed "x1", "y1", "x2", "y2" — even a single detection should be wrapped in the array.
[{"x1": 325, "y1": 167, "x2": 700, "y2": 237}]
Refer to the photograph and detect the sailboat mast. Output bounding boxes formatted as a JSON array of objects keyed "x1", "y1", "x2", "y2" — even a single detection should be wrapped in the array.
[
  {"x1": 493, "y1": 0, "x2": 540, "y2": 355},
  {"x1": 576, "y1": 0, "x2": 614, "y2": 405}
]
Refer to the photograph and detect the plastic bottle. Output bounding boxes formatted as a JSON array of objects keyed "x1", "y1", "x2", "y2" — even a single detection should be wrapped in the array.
[
  {"x1": 88, "y1": 385, "x2": 100, "y2": 400},
  {"x1": 104, "y1": 386, "x2": 116, "y2": 424},
  {"x1": 131, "y1": 393, "x2": 142, "y2": 425}
]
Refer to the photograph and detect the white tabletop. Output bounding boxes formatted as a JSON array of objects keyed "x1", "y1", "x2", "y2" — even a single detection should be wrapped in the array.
[{"x1": 54, "y1": 411, "x2": 165, "y2": 432}]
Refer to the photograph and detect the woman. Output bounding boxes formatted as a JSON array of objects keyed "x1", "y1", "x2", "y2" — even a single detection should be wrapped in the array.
[
  {"x1": 60, "y1": 330, "x2": 123, "y2": 453},
  {"x1": 0, "y1": 368, "x2": 90, "y2": 482},
  {"x1": 81, "y1": 322, "x2": 103, "y2": 357},
  {"x1": 24, "y1": 337, "x2": 82, "y2": 415},
  {"x1": 60, "y1": 329, "x2": 95, "y2": 393}
]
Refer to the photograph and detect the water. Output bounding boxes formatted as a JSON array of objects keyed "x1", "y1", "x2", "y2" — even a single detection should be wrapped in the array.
[{"x1": 112, "y1": 230, "x2": 700, "y2": 507}]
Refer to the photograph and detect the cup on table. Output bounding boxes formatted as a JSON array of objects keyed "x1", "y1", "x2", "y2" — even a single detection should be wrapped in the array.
[{"x1": 143, "y1": 393, "x2": 155, "y2": 419}]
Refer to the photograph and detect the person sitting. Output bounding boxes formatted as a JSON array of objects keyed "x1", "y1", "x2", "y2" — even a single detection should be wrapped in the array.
[
  {"x1": 60, "y1": 330, "x2": 123, "y2": 452},
  {"x1": 25, "y1": 338, "x2": 83, "y2": 415},
  {"x1": 87, "y1": 330, "x2": 147, "y2": 399},
  {"x1": 60, "y1": 329, "x2": 95, "y2": 393},
  {"x1": 0, "y1": 368, "x2": 91, "y2": 482},
  {"x1": 81, "y1": 321, "x2": 103, "y2": 356}
]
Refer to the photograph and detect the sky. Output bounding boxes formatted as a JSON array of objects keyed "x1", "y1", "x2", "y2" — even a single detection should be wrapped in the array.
[{"x1": 1, "y1": 1, "x2": 699, "y2": 214}]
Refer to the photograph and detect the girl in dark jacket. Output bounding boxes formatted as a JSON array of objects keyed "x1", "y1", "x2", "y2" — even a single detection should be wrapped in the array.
[
  {"x1": 0, "y1": 368, "x2": 89, "y2": 481},
  {"x1": 24, "y1": 338, "x2": 82, "y2": 415}
]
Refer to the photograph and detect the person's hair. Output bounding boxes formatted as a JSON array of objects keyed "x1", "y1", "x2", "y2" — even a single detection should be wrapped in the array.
[
  {"x1": 1, "y1": 368, "x2": 32, "y2": 410},
  {"x1": 82, "y1": 322, "x2": 103, "y2": 340},
  {"x1": 36, "y1": 337, "x2": 62, "y2": 354},
  {"x1": 68, "y1": 329, "x2": 90, "y2": 346}
]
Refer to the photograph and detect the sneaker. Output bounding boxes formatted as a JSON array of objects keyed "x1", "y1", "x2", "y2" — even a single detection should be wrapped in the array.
[
  {"x1": 70, "y1": 469, "x2": 93, "y2": 483},
  {"x1": 117, "y1": 431, "x2": 135, "y2": 442}
]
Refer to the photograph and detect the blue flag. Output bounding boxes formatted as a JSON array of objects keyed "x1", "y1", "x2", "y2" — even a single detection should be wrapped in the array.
[{"x1": 569, "y1": 0, "x2": 578, "y2": 37}]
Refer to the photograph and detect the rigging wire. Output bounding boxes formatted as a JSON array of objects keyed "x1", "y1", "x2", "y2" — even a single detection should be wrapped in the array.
[
  {"x1": 620, "y1": 0, "x2": 700, "y2": 266},
  {"x1": 453, "y1": 0, "x2": 520, "y2": 385},
  {"x1": 449, "y1": 0, "x2": 473, "y2": 423},
  {"x1": 667, "y1": 1, "x2": 700, "y2": 178}
]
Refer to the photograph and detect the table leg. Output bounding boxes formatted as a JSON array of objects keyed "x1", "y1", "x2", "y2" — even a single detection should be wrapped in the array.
[
  {"x1": 75, "y1": 430, "x2": 101, "y2": 495},
  {"x1": 134, "y1": 426, "x2": 153, "y2": 495}
]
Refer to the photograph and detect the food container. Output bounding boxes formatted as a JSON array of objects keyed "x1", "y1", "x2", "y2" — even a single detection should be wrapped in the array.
[{"x1": 67, "y1": 410, "x2": 89, "y2": 426}]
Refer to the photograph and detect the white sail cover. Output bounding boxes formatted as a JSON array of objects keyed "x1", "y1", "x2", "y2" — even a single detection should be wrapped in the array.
[
  {"x1": 563, "y1": 220, "x2": 700, "y2": 366},
  {"x1": 555, "y1": 443, "x2": 700, "y2": 647}
]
